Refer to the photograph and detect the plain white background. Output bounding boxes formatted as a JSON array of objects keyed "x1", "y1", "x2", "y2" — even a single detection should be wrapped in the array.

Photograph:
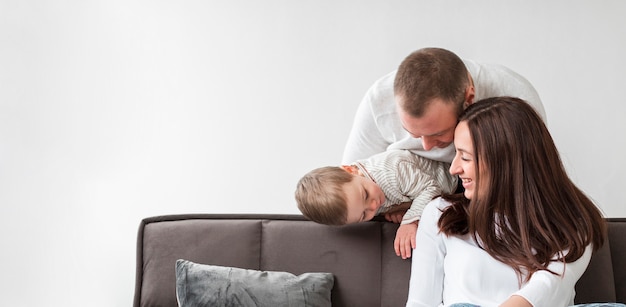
[{"x1": 1, "y1": 1, "x2": 625, "y2": 306}]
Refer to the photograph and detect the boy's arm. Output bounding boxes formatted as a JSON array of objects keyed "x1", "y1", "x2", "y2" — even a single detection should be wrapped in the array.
[
  {"x1": 395, "y1": 183, "x2": 440, "y2": 259},
  {"x1": 386, "y1": 201, "x2": 411, "y2": 212},
  {"x1": 401, "y1": 185, "x2": 440, "y2": 225},
  {"x1": 382, "y1": 201, "x2": 411, "y2": 223},
  {"x1": 394, "y1": 221, "x2": 418, "y2": 259},
  {"x1": 396, "y1": 159, "x2": 447, "y2": 225}
]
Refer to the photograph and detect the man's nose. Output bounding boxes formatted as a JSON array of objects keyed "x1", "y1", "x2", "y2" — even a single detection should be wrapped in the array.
[{"x1": 421, "y1": 136, "x2": 436, "y2": 151}]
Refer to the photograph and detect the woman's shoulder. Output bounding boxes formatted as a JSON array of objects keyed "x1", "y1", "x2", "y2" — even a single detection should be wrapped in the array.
[
  {"x1": 431, "y1": 196, "x2": 454, "y2": 209},
  {"x1": 423, "y1": 196, "x2": 453, "y2": 218}
]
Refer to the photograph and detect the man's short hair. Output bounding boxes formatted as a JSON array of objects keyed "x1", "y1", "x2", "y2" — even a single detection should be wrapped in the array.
[{"x1": 394, "y1": 47, "x2": 469, "y2": 117}]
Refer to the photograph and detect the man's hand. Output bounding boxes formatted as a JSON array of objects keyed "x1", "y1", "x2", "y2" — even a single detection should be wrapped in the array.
[{"x1": 394, "y1": 221, "x2": 418, "y2": 259}]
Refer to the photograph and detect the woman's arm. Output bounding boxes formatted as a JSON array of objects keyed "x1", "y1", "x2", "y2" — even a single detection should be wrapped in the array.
[
  {"x1": 509, "y1": 245, "x2": 593, "y2": 306},
  {"x1": 500, "y1": 295, "x2": 532, "y2": 307},
  {"x1": 406, "y1": 199, "x2": 446, "y2": 307}
]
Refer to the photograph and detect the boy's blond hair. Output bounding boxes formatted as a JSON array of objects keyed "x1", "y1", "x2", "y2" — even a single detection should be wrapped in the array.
[{"x1": 295, "y1": 166, "x2": 353, "y2": 225}]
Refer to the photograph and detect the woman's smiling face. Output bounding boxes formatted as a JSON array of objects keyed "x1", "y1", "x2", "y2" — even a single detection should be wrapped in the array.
[{"x1": 450, "y1": 121, "x2": 476, "y2": 199}]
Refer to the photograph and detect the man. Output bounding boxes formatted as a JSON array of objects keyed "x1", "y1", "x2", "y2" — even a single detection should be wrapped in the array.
[{"x1": 342, "y1": 47, "x2": 546, "y2": 164}]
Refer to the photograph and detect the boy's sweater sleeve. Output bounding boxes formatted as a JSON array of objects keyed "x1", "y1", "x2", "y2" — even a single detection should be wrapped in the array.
[
  {"x1": 396, "y1": 160, "x2": 443, "y2": 225},
  {"x1": 401, "y1": 183, "x2": 440, "y2": 225}
]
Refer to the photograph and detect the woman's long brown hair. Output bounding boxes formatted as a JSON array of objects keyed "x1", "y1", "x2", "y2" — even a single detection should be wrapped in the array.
[{"x1": 439, "y1": 96, "x2": 607, "y2": 283}]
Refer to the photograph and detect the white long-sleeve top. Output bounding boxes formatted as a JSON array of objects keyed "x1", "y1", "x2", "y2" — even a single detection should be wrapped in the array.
[
  {"x1": 354, "y1": 150, "x2": 458, "y2": 224},
  {"x1": 406, "y1": 197, "x2": 592, "y2": 307},
  {"x1": 342, "y1": 59, "x2": 546, "y2": 164}
]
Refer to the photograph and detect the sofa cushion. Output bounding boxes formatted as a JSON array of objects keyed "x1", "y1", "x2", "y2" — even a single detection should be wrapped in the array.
[
  {"x1": 175, "y1": 260, "x2": 334, "y2": 307},
  {"x1": 138, "y1": 217, "x2": 265, "y2": 307},
  {"x1": 260, "y1": 219, "x2": 384, "y2": 307}
]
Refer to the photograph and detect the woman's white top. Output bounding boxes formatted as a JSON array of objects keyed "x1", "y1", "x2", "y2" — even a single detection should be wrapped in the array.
[{"x1": 406, "y1": 197, "x2": 593, "y2": 307}]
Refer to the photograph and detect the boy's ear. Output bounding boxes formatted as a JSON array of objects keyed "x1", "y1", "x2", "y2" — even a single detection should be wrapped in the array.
[{"x1": 341, "y1": 165, "x2": 359, "y2": 175}]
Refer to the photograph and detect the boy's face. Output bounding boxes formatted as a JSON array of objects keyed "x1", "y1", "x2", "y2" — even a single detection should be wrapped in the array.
[{"x1": 342, "y1": 174, "x2": 385, "y2": 224}]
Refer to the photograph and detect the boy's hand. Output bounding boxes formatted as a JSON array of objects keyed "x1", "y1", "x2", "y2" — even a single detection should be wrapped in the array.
[
  {"x1": 394, "y1": 221, "x2": 418, "y2": 259},
  {"x1": 384, "y1": 211, "x2": 404, "y2": 224},
  {"x1": 384, "y1": 202, "x2": 411, "y2": 223}
]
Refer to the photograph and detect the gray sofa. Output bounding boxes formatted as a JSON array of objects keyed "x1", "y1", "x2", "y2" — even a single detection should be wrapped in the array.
[{"x1": 134, "y1": 214, "x2": 626, "y2": 307}]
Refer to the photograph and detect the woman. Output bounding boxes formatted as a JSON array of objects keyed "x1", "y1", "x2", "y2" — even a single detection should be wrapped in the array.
[{"x1": 406, "y1": 97, "x2": 610, "y2": 307}]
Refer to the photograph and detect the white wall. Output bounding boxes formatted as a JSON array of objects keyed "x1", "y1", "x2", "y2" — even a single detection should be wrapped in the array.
[{"x1": 1, "y1": 1, "x2": 624, "y2": 306}]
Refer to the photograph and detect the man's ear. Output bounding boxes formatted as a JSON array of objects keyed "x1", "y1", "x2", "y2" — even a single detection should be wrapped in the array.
[
  {"x1": 464, "y1": 73, "x2": 475, "y2": 107},
  {"x1": 464, "y1": 85, "x2": 475, "y2": 108}
]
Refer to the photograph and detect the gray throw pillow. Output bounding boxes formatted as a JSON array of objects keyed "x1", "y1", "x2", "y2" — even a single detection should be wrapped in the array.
[{"x1": 175, "y1": 259, "x2": 334, "y2": 307}]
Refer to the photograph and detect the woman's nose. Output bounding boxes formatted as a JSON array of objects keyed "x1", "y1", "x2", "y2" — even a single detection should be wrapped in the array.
[{"x1": 450, "y1": 157, "x2": 461, "y2": 175}]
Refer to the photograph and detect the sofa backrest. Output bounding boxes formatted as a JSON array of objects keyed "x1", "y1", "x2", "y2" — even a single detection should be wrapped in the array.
[
  {"x1": 577, "y1": 218, "x2": 626, "y2": 303},
  {"x1": 134, "y1": 214, "x2": 626, "y2": 306}
]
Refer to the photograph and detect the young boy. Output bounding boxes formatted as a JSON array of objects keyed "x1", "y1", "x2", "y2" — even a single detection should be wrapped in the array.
[{"x1": 295, "y1": 149, "x2": 457, "y2": 259}]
